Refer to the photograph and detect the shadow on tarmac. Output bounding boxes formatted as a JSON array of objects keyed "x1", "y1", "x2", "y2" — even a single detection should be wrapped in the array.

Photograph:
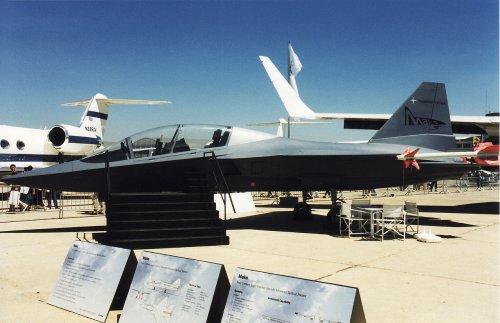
[
  {"x1": 418, "y1": 216, "x2": 475, "y2": 228},
  {"x1": 227, "y1": 211, "x2": 334, "y2": 235},
  {"x1": 264, "y1": 201, "x2": 499, "y2": 214},
  {"x1": 418, "y1": 202, "x2": 499, "y2": 214},
  {"x1": 1, "y1": 202, "x2": 487, "y2": 235},
  {"x1": 227, "y1": 210, "x2": 476, "y2": 235},
  {"x1": 0, "y1": 225, "x2": 106, "y2": 234}
]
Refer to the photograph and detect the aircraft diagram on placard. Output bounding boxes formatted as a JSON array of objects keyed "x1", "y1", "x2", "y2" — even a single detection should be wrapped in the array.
[
  {"x1": 146, "y1": 278, "x2": 182, "y2": 293},
  {"x1": 6, "y1": 82, "x2": 498, "y2": 218},
  {"x1": 0, "y1": 94, "x2": 169, "y2": 174},
  {"x1": 131, "y1": 279, "x2": 180, "y2": 323},
  {"x1": 294, "y1": 308, "x2": 341, "y2": 323},
  {"x1": 131, "y1": 287, "x2": 150, "y2": 300},
  {"x1": 258, "y1": 45, "x2": 499, "y2": 140},
  {"x1": 141, "y1": 295, "x2": 175, "y2": 323}
]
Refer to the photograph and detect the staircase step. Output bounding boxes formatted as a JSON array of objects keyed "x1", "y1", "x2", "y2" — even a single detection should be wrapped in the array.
[
  {"x1": 107, "y1": 226, "x2": 226, "y2": 239},
  {"x1": 107, "y1": 209, "x2": 220, "y2": 220},
  {"x1": 107, "y1": 201, "x2": 216, "y2": 212},
  {"x1": 109, "y1": 192, "x2": 214, "y2": 204},
  {"x1": 108, "y1": 218, "x2": 223, "y2": 230},
  {"x1": 104, "y1": 170, "x2": 229, "y2": 248},
  {"x1": 104, "y1": 235, "x2": 230, "y2": 249}
]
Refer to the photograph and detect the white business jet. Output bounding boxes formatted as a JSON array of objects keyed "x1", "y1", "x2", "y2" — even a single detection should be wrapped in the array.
[{"x1": 0, "y1": 94, "x2": 169, "y2": 173}]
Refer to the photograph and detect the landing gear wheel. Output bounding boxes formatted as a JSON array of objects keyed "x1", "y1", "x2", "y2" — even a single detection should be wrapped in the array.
[
  {"x1": 293, "y1": 202, "x2": 312, "y2": 220},
  {"x1": 326, "y1": 204, "x2": 341, "y2": 229},
  {"x1": 326, "y1": 208, "x2": 335, "y2": 228}
]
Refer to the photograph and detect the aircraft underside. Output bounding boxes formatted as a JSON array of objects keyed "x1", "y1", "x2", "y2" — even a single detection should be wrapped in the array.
[{"x1": 16, "y1": 154, "x2": 474, "y2": 194}]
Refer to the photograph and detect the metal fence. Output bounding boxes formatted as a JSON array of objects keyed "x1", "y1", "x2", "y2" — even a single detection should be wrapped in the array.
[
  {"x1": 57, "y1": 191, "x2": 98, "y2": 218},
  {"x1": 0, "y1": 184, "x2": 96, "y2": 217},
  {"x1": 251, "y1": 174, "x2": 499, "y2": 203}
]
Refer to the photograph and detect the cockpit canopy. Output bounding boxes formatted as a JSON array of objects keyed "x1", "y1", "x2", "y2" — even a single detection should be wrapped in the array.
[{"x1": 82, "y1": 124, "x2": 275, "y2": 163}]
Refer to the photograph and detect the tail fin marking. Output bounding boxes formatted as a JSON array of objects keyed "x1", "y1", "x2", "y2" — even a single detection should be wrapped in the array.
[{"x1": 369, "y1": 82, "x2": 456, "y2": 151}]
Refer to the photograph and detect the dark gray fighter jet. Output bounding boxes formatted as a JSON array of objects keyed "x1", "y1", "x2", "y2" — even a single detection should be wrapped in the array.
[{"x1": 5, "y1": 82, "x2": 475, "y2": 198}]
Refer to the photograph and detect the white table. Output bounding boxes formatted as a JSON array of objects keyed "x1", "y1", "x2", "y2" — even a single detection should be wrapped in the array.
[{"x1": 357, "y1": 206, "x2": 383, "y2": 238}]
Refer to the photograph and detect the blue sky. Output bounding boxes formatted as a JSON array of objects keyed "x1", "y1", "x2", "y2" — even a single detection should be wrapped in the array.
[{"x1": 1, "y1": 0, "x2": 498, "y2": 142}]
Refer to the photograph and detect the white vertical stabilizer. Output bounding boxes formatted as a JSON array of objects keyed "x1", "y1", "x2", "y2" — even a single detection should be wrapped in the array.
[
  {"x1": 288, "y1": 42, "x2": 303, "y2": 94},
  {"x1": 63, "y1": 94, "x2": 170, "y2": 139},
  {"x1": 259, "y1": 56, "x2": 315, "y2": 118}
]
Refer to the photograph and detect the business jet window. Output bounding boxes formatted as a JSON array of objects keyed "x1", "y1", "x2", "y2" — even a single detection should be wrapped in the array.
[
  {"x1": 16, "y1": 140, "x2": 25, "y2": 150},
  {"x1": 173, "y1": 125, "x2": 231, "y2": 153},
  {"x1": 1, "y1": 139, "x2": 9, "y2": 149}
]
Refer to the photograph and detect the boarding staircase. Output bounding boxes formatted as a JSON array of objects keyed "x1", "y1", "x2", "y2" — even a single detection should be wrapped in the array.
[{"x1": 101, "y1": 154, "x2": 231, "y2": 249}]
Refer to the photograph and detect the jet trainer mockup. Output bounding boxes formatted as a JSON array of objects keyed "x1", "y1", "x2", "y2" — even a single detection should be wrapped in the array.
[{"x1": 5, "y1": 82, "x2": 480, "y2": 195}]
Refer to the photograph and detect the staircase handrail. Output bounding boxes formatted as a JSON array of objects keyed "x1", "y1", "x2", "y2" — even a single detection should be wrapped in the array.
[{"x1": 203, "y1": 151, "x2": 236, "y2": 218}]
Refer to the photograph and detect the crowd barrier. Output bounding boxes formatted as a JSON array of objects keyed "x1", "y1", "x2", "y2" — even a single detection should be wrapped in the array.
[
  {"x1": 251, "y1": 175, "x2": 499, "y2": 202},
  {"x1": 0, "y1": 184, "x2": 96, "y2": 217}
]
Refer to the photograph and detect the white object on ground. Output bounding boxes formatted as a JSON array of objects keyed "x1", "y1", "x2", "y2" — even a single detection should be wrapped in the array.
[{"x1": 415, "y1": 229, "x2": 442, "y2": 243}]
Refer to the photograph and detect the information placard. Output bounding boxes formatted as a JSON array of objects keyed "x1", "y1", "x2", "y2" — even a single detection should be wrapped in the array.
[
  {"x1": 222, "y1": 268, "x2": 365, "y2": 323},
  {"x1": 120, "y1": 251, "x2": 229, "y2": 323},
  {"x1": 48, "y1": 241, "x2": 132, "y2": 322}
]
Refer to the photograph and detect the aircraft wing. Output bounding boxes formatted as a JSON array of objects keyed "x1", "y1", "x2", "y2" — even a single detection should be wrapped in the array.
[
  {"x1": 449, "y1": 115, "x2": 499, "y2": 136},
  {"x1": 248, "y1": 121, "x2": 333, "y2": 126},
  {"x1": 293, "y1": 112, "x2": 499, "y2": 136},
  {"x1": 63, "y1": 98, "x2": 171, "y2": 107},
  {"x1": 305, "y1": 113, "x2": 391, "y2": 130},
  {"x1": 338, "y1": 113, "x2": 499, "y2": 135}
]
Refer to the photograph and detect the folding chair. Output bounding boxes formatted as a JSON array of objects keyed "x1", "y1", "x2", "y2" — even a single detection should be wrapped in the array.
[
  {"x1": 374, "y1": 205, "x2": 405, "y2": 241},
  {"x1": 404, "y1": 201, "x2": 420, "y2": 235},
  {"x1": 339, "y1": 203, "x2": 370, "y2": 237},
  {"x1": 351, "y1": 199, "x2": 371, "y2": 206}
]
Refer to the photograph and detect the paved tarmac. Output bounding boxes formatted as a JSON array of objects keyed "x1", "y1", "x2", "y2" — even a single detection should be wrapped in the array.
[{"x1": 0, "y1": 189, "x2": 498, "y2": 323}]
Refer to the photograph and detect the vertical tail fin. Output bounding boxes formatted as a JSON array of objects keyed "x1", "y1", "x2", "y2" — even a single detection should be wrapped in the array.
[
  {"x1": 288, "y1": 42, "x2": 303, "y2": 94},
  {"x1": 260, "y1": 56, "x2": 315, "y2": 118},
  {"x1": 62, "y1": 93, "x2": 113, "y2": 140},
  {"x1": 369, "y1": 82, "x2": 456, "y2": 151},
  {"x1": 63, "y1": 94, "x2": 170, "y2": 139},
  {"x1": 80, "y1": 93, "x2": 110, "y2": 139}
]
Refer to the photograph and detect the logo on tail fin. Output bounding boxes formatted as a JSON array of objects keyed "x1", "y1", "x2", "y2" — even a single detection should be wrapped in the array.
[{"x1": 404, "y1": 107, "x2": 445, "y2": 130}]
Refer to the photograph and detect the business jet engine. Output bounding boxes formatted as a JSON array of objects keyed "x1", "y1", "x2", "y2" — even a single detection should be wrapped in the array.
[{"x1": 47, "y1": 124, "x2": 102, "y2": 155}]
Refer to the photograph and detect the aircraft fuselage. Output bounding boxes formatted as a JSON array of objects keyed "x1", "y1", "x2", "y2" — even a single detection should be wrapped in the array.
[{"x1": 5, "y1": 136, "x2": 472, "y2": 193}]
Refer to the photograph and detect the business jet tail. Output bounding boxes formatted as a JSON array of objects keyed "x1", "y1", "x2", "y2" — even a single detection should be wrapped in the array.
[
  {"x1": 46, "y1": 94, "x2": 169, "y2": 155},
  {"x1": 63, "y1": 94, "x2": 170, "y2": 139}
]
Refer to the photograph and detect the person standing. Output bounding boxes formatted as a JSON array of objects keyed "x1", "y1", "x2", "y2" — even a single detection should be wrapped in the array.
[
  {"x1": 47, "y1": 190, "x2": 59, "y2": 209},
  {"x1": 7, "y1": 164, "x2": 28, "y2": 212},
  {"x1": 428, "y1": 181, "x2": 438, "y2": 192}
]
